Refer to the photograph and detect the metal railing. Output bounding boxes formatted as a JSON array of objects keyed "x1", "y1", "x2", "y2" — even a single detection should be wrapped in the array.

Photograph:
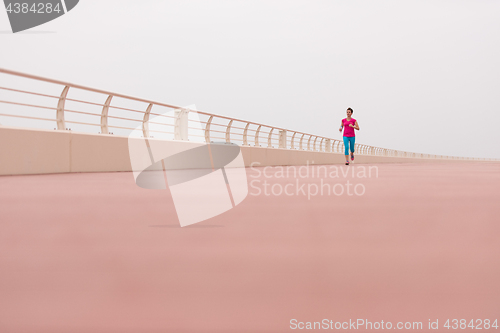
[{"x1": 0, "y1": 68, "x2": 492, "y2": 161}]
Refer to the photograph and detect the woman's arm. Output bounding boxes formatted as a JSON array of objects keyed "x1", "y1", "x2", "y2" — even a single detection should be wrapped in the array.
[
  {"x1": 349, "y1": 121, "x2": 360, "y2": 130},
  {"x1": 339, "y1": 120, "x2": 343, "y2": 132}
]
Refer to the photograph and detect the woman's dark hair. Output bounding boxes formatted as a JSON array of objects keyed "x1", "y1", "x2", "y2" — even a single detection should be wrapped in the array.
[{"x1": 347, "y1": 107, "x2": 353, "y2": 114}]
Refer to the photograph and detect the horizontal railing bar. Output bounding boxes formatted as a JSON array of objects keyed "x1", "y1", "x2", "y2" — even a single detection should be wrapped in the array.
[
  {"x1": 106, "y1": 124, "x2": 137, "y2": 131},
  {"x1": 64, "y1": 110, "x2": 147, "y2": 124},
  {"x1": 0, "y1": 86, "x2": 59, "y2": 99},
  {"x1": 226, "y1": 125, "x2": 246, "y2": 130},
  {"x1": 0, "y1": 112, "x2": 54, "y2": 122},
  {"x1": 65, "y1": 98, "x2": 106, "y2": 107},
  {"x1": 65, "y1": 109, "x2": 101, "y2": 117},
  {"x1": 149, "y1": 112, "x2": 175, "y2": 119},
  {"x1": 209, "y1": 129, "x2": 226, "y2": 134},
  {"x1": 147, "y1": 129, "x2": 174, "y2": 135},
  {"x1": 148, "y1": 121, "x2": 174, "y2": 126},
  {"x1": 0, "y1": 99, "x2": 56, "y2": 110},
  {"x1": 108, "y1": 105, "x2": 149, "y2": 114},
  {"x1": 107, "y1": 115, "x2": 143, "y2": 122},
  {"x1": 65, "y1": 120, "x2": 100, "y2": 127},
  {"x1": 207, "y1": 122, "x2": 232, "y2": 128},
  {"x1": 66, "y1": 98, "x2": 105, "y2": 106}
]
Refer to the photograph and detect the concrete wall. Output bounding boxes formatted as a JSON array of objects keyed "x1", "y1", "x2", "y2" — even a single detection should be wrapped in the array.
[{"x1": 0, "y1": 126, "x2": 470, "y2": 176}]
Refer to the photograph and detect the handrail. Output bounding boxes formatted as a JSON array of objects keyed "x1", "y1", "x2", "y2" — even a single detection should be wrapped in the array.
[{"x1": 0, "y1": 67, "x2": 495, "y2": 161}]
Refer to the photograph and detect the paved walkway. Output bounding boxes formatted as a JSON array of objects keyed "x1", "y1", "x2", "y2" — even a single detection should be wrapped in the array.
[{"x1": 1, "y1": 162, "x2": 499, "y2": 332}]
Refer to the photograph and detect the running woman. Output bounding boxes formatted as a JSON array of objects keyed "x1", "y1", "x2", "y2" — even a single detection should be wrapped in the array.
[{"x1": 339, "y1": 107, "x2": 359, "y2": 165}]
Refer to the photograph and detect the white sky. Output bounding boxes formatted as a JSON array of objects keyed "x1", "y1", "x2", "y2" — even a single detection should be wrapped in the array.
[{"x1": 1, "y1": 0, "x2": 499, "y2": 159}]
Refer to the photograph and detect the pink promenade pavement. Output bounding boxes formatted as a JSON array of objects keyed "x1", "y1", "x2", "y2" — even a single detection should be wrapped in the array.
[{"x1": 0, "y1": 162, "x2": 499, "y2": 332}]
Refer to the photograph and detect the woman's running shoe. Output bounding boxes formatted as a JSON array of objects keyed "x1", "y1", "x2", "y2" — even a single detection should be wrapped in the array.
[
  {"x1": 345, "y1": 162, "x2": 349, "y2": 165},
  {"x1": 351, "y1": 153, "x2": 355, "y2": 161}
]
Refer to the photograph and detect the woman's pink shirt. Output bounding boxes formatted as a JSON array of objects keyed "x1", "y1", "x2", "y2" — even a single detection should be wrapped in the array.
[{"x1": 342, "y1": 118, "x2": 356, "y2": 137}]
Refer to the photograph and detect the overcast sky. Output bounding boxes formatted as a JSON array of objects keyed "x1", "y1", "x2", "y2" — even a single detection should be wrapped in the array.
[{"x1": 1, "y1": 0, "x2": 499, "y2": 159}]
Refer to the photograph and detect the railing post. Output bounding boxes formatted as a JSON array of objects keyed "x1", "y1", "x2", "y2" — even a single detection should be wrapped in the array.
[
  {"x1": 279, "y1": 130, "x2": 287, "y2": 149},
  {"x1": 307, "y1": 135, "x2": 312, "y2": 151},
  {"x1": 299, "y1": 134, "x2": 305, "y2": 150},
  {"x1": 174, "y1": 108, "x2": 188, "y2": 140},
  {"x1": 325, "y1": 139, "x2": 331, "y2": 152},
  {"x1": 255, "y1": 125, "x2": 261, "y2": 146},
  {"x1": 204, "y1": 115, "x2": 213, "y2": 143},
  {"x1": 101, "y1": 95, "x2": 113, "y2": 134},
  {"x1": 243, "y1": 123, "x2": 250, "y2": 146},
  {"x1": 320, "y1": 138, "x2": 324, "y2": 152},
  {"x1": 313, "y1": 137, "x2": 318, "y2": 151},
  {"x1": 291, "y1": 132, "x2": 297, "y2": 149},
  {"x1": 56, "y1": 85, "x2": 69, "y2": 130},
  {"x1": 268, "y1": 128, "x2": 274, "y2": 148},
  {"x1": 142, "y1": 103, "x2": 153, "y2": 138},
  {"x1": 225, "y1": 119, "x2": 233, "y2": 143}
]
